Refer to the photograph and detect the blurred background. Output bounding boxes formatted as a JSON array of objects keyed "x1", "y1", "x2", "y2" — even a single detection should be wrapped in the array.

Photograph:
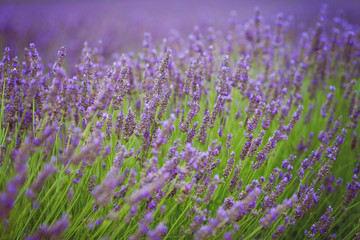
[{"x1": 1, "y1": 0, "x2": 359, "y2": 66}]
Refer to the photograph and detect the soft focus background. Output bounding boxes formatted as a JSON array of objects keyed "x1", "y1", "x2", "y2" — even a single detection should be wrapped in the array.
[{"x1": 1, "y1": 0, "x2": 360, "y2": 65}]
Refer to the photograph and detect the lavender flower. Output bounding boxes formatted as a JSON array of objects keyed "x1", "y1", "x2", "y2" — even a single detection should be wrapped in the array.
[
  {"x1": 148, "y1": 222, "x2": 168, "y2": 240},
  {"x1": 123, "y1": 107, "x2": 137, "y2": 142},
  {"x1": 226, "y1": 133, "x2": 233, "y2": 149},
  {"x1": 197, "y1": 110, "x2": 210, "y2": 144},
  {"x1": 343, "y1": 174, "x2": 360, "y2": 208},
  {"x1": 260, "y1": 194, "x2": 298, "y2": 227},
  {"x1": 223, "y1": 152, "x2": 235, "y2": 179},
  {"x1": 321, "y1": 86, "x2": 335, "y2": 117},
  {"x1": 26, "y1": 163, "x2": 57, "y2": 200},
  {"x1": 27, "y1": 215, "x2": 69, "y2": 240},
  {"x1": 115, "y1": 111, "x2": 124, "y2": 138},
  {"x1": 305, "y1": 206, "x2": 334, "y2": 238},
  {"x1": 0, "y1": 145, "x2": 6, "y2": 166},
  {"x1": 185, "y1": 122, "x2": 199, "y2": 144}
]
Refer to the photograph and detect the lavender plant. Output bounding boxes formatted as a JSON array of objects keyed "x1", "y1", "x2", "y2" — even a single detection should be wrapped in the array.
[{"x1": 0, "y1": 4, "x2": 360, "y2": 240}]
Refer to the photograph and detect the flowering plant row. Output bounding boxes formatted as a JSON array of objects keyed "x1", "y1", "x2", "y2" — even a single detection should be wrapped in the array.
[{"x1": 0, "y1": 7, "x2": 359, "y2": 240}]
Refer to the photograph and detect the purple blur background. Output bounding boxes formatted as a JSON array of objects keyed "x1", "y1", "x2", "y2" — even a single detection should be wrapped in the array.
[{"x1": 1, "y1": 0, "x2": 359, "y2": 65}]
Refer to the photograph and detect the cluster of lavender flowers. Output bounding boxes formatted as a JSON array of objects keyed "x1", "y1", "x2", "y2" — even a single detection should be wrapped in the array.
[{"x1": 0, "y1": 6, "x2": 360, "y2": 240}]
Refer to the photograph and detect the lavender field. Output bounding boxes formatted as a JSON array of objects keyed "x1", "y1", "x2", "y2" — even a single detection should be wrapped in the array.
[{"x1": 0, "y1": 0, "x2": 360, "y2": 239}]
